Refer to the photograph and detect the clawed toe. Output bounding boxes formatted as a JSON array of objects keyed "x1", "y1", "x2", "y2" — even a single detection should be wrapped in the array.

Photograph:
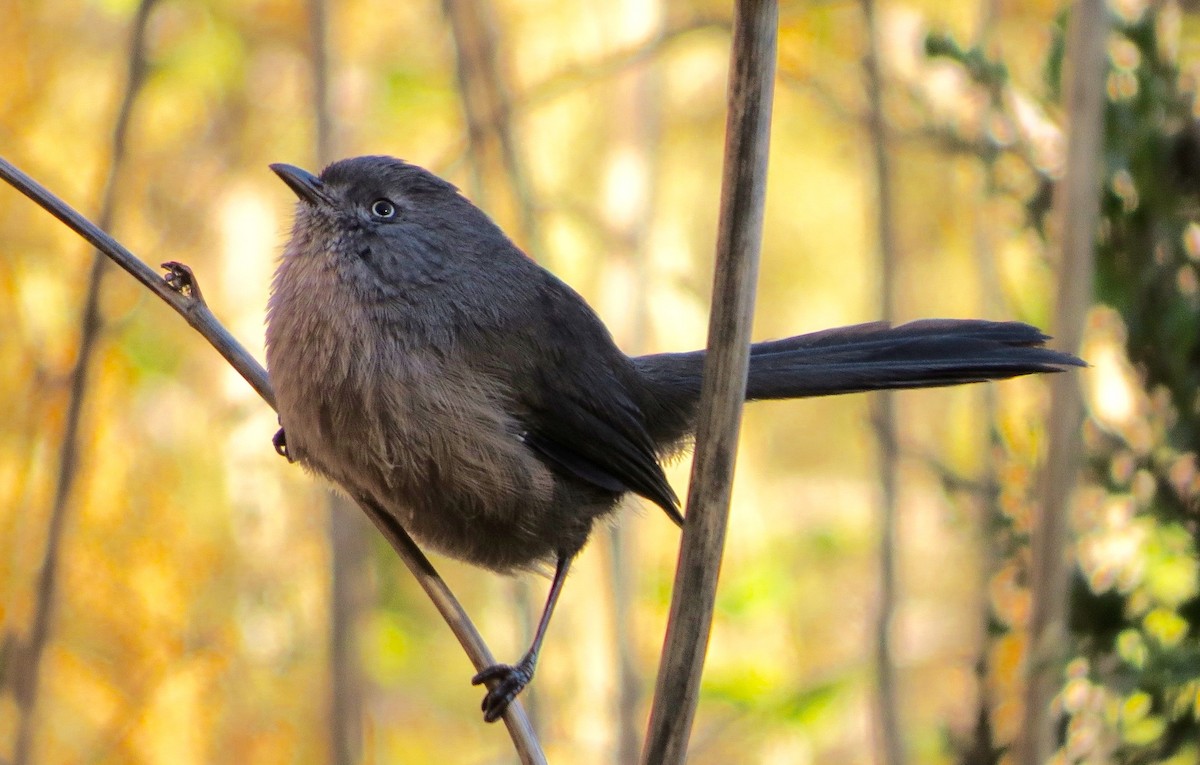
[
  {"x1": 471, "y1": 661, "x2": 533, "y2": 723},
  {"x1": 160, "y1": 261, "x2": 204, "y2": 302},
  {"x1": 272, "y1": 427, "x2": 290, "y2": 460}
]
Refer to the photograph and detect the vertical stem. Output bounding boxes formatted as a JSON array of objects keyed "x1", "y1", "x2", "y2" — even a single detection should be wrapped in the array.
[
  {"x1": 1019, "y1": 2, "x2": 1105, "y2": 762},
  {"x1": 307, "y1": 0, "x2": 333, "y2": 167},
  {"x1": 607, "y1": 524, "x2": 641, "y2": 764},
  {"x1": 861, "y1": 1, "x2": 905, "y2": 763},
  {"x1": 641, "y1": 1, "x2": 776, "y2": 762},
  {"x1": 441, "y1": 0, "x2": 552, "y2": 730},
  {"x1": 965, "y1": 3, "x2": 1004, "y2": 761},
  {"x1": 603, "y1": 3, "x2": 665, "y2": 760},
  {"x1": 11, "y1": 3, "x2": 157, "y2": 763},
  {"x1": 326, "y1": 497, "x2": 369, "y2": 765}
]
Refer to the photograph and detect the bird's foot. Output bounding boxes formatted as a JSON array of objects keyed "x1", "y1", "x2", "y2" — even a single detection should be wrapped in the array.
[
  {"x1": 272, "y1": 427, "x2": 291, "y2": 461},
  {"x1": 471, "y1": 656, "x2": 536, "y2": 723},
  {"x1": 161, "y1": 261, "x2": 205, "y2": 304}
]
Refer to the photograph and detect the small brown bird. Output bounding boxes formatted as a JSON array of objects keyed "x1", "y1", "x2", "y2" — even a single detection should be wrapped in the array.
[{"x1": 264, "y1": 155, "x2": 1083, "y2": 722}]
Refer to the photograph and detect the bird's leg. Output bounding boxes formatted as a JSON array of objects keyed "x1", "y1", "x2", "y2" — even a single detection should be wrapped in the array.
[{"x1": 472, "y1": 553, "x2": 572, "y2": 723}]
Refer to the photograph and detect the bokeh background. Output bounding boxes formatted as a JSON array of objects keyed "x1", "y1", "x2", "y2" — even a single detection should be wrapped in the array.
[{"x1": 3, "y1": 0, "x2": 1200, "y2": 763}]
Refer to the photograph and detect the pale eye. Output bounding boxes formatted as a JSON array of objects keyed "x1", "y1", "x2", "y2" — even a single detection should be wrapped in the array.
[{"x1": 370, "y1": 199, "x2": 397, "y2": 219}]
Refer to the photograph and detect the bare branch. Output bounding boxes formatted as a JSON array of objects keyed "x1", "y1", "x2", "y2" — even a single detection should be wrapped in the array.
[
  {"x1": 519, "y1": 15, "x2": 729, "y2": 112},
  {"x1": 440, "y1": 0, "x2": 554, "y2": 735},
  {"x1": 0, "y1": 164, "x2": 545, "y2": 763}
]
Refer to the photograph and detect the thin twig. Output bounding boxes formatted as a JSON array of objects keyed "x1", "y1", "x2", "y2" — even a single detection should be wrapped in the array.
[
  {"x1": 307, "y1": 0, "x2": 334, "y2": 168},
  {"x1": 519, "y1": 15, "x2": 729, "y2": 112},
  {"x1": 0, "y1": 158, "x2": 545, "y2": 763},
  {"x1": 778, "y1": 57, "x2": 1048, "y2": 187},
  {"x1": 1019, "y1": 2, "x2": 1105, "y2": 762},
  {"x1": 600, "y1": 7, "x2": 667, "y2": 757},
  {"x1": 442, "y1": 0, "x2": 543, "y2": 261},
  {"x1": 12, "y1": 3, "x2": 158, "y2": 762},
  {"x1": 962, "y1": 3, "x2": 1006, "y2": 760},
  {"x1": 860, "y1": 1, "x2": 906, "y2": 763},
  {"x1": 424, "y1": 16, "x2": 729, "y2": 186},
  {"x1": 0, "y1": 164, "x2": 273, "y2": 407},
  {"x1": 640, "y1": 1, "x2": 776, "y2": 762}
]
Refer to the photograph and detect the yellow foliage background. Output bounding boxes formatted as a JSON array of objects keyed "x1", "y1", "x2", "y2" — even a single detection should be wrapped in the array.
[{"x1": 1, "y1": 0, "x2": 1090, "y2": 762}]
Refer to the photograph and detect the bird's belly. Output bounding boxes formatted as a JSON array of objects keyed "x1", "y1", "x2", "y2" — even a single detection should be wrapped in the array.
[{"x1": 278, "y1": 352, "x2": 564, "y2": 570}]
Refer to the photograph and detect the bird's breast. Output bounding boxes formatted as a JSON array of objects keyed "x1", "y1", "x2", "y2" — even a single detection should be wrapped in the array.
[{"x1": 266, "y1": 274, "x2": 560, "y2": 566}]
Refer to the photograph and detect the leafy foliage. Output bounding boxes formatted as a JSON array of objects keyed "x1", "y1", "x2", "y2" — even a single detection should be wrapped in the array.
[{"x1": 931, "y1": 5, "x2": 1200, "y2": 762}]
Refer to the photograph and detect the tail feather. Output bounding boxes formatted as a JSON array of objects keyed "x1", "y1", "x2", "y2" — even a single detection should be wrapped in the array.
[{"x1": 633, "y1": 319, "x2": 1085, "y2": 449}]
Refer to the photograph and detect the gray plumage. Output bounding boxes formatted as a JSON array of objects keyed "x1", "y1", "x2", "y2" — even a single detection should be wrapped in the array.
[{"x1": 264, "y1": 155, "x2": 1084, "y2": 721}]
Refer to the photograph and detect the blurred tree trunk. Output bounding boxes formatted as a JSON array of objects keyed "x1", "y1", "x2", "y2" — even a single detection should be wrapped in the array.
[
  {"x1": 305, "y1": 1, "x2": 371, "y2": 762},
  {"x1": 599, "y1": 1, "x2": 665, "y2": 760},
  {"x1": 10, "y1": 2, "x2": 157, "y2": 762},
  {"x1": 1019, "y1": 1, "x2": 1105, "y2": 762}
]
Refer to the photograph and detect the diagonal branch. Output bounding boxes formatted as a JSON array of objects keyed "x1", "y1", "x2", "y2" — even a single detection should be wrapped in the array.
[
  {"x1": 519, "y1": 15, "x2": 729, "y2": 112},
  {"x1": 0, "y1": 160, "x2": 274, "y2": 408},
  {"x1": 0, "y1": 158, "x2": 545, "y2": 763}
]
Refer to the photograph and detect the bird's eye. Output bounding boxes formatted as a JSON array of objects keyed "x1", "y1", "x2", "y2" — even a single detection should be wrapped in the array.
[{"x1": 370, "y1": 199, "x2": 397, "y2": 219}]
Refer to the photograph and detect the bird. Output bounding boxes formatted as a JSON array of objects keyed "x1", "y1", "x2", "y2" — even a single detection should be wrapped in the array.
[{"x1": 263, "y1": 155, "x2": 1084, "y2": 722}]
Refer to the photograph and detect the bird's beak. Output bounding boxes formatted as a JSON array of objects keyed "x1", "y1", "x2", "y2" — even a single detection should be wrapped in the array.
[{"x1": 270, "y1": 163, "x2": 333, "y2": 206}]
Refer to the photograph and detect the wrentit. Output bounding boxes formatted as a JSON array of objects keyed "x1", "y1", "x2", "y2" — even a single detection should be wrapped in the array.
[{"x1": 265, "y1": 155, "x2": 1083, "y2": 722}]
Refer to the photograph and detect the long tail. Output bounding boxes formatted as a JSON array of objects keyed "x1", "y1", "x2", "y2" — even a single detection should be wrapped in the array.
[{"x1": 633, "y1": 319, "x2": 1085, "y2": 448}]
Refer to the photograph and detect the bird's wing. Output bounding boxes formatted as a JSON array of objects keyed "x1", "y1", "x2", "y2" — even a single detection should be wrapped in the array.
[
  {"x1": 492, "y1": 275, "x2": 683, "y2": 526},
  {"x1": 520, "y1": 366, "x2": 682, "y2": 526}
]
